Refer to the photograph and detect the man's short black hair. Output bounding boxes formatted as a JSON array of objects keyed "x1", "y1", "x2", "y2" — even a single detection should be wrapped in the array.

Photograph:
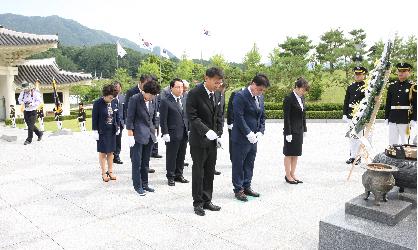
[
  {"x1": 294, "y1": 77, "x2": 310, "y2": 91},
  {"x1": 205, "y1": 67, "x2": 224, "y2": 79},
  {"x1": 139, "y1": 74, "x2": 151, "y2": 83},
  {"x1": 169, "y1": 78, "x2": 183, "y2": 88},
  {"x1": 143, "y1": 80, "x2": 161, "y2": 95},
  {"x1": 102, "y1": 84, "x2": 115, "y2": 96},
  {"x1": 252, "y1": 73, "x2": 270, "y2": 88}
]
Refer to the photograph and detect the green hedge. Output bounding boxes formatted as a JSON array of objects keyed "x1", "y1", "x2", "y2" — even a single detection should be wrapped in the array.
[
  {"x1": 4, "y1": 113, "x2": 92, "y2": 125},
  {"x1": 264, "y1": 102, "x2": 386, "y2": 111},
  {"x1": 265, "y1": 110, "x2": 385, "y2": 119}
]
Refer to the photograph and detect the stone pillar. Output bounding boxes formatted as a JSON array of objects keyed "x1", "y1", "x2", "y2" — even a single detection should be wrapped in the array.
[
  {"x1": 0, "y1": 66, "x2": 19, "y2": 120},
  {"x1": 62, "y1": 87, "x2": 70, "y2": 116}
]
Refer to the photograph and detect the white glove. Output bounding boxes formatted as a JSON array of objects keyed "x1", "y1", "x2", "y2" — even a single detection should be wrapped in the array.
[
  {"x1": 205, "y1": 130, "x2": 218, "y2": 140},
  {"x1": 162, "y1": 134, "x2": 171, "y2": 142},
  {"x1": 303, "y1": 132, "x2": 307, "y2": 138},
  {"x1": 256, "y1": 132, "x2": 263, "y2": 141},
  {"x1": 227, "y1": 124, "x2": 233, "y2": 130},
  {"x1": 384, "y1": 119, "x2": 389, "y2": 126},
  {"x1": 92, "y1": 130, "x2": 99, "y2": 141},
  {"x1": 410, "y1": 120, "x2": 417, "y2": 127},
  {"x1": 216, "y1": 138, "x2": 223, "y2": 149},
  {"x1": 246, "y1": 132, "x2": 258, "y2": 144},
  {"x1": 285, "y1": 135, "x2": 293, "y2": 142},
  {"x1": 128, "y1": 135, "x2": 136, "y2": 147},
  {"x1": 116, "y1": 128, "x2": 120, "y2": 135},
  {"x1": 342, "y1": 115, "x2": 349, "y2": 123}
]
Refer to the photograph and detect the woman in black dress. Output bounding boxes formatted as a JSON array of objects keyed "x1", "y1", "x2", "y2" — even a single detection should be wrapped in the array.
[
  {"x1": 92, "y1": 84, "x2": 119, "y2": 182},
  {"x1": 283, "y1": 77, "x2": 310, "y2": 184}
]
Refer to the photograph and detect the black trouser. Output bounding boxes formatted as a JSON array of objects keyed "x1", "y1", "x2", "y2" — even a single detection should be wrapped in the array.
[
  {"x1": 228, "y1": 129, "x2": 233, "y2": 162},
  {"x1": 165, "y1": 137, "x2": 188, "y2": 179},
  {"x1": 114, "y1": 125, "x2": 123, "y2": 159},
  {"x1": 24, "y1": 110, "x2": 41, "y2": 142},
  {"x1": 130, "y1": 138, "x2": 154, "y2": 190},
  {"x1": 152, "y1": 142, "x2": 159, "y2": 155},
  {"x1": 191, "y1": 145, "x2": 217, "y2": 207}
]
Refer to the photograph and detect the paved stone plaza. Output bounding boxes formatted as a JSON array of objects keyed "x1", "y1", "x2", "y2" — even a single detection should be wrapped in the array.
[{"x1": 0, "y1": 121, "x2": 394, "y2": 249}]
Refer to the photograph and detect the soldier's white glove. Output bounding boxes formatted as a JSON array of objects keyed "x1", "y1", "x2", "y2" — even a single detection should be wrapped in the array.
[
  {"x1": 162, "y1": 134, "x2": 171, "y2": 142},
  {"x1": 285, "y1": 135, "x2": 293, "y2": 142},
  {"x1": 342, "y1": 115, "x2": 349, "y2": 123},
  {"x1": 216, "y1": 138, "x2": 223, "y2": 149},
  {"x1": 227, "y1": 124, "x2": 233, "y2": 130},
  {"x1": 116, "y1": 128, "x2": 120, "y2": 135},
  {"x1": 256, "y1": 132, "x2": 263, "y2": 141},
  {"x1": 128, "y1": 135, "x2": 136, "y2": 147},
  {"x1": 384, "y1": 119, "x2": 389, "y2": 126},
  {"x1": 410, "y1": 120, "x2": 417, "y2": 128},
  {"x1": 205, "y1": 130, "x2": 218, "y2": 140},
  {"x1": 246, "y1": 132, "x2": 258, "y2": 144},
  {"x1": 92, "y1": 130, "x2": 99, "y2": 141}
]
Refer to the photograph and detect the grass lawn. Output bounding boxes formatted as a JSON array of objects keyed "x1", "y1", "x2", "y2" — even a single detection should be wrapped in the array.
[
  {"x1": 315, "y1": 85, "x2": 346, "y2": 103},
  {"x1": 15, "y1": 118, "x2": 92, "y2": 132}
]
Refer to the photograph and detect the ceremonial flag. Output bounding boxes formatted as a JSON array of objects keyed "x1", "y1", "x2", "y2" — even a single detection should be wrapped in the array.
[
  {"x1": 203, "y1": 29, "x2": 210, "y2": 36},
  {"x1": 116, "y1": 41, "x2": 127, "y2": 58}
]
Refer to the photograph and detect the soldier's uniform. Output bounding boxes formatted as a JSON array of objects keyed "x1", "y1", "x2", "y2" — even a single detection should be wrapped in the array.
[
  {"x1": 53, "y1": 104, "x2": 63, "y2": 130},
  {"x1": 343, "y1": 66, "x2": 367, "y2": 163},
  {"x1": 78, "y1": 103, "x2": 87, "y2": 131},
  {"x1": 37, "y1": 105, "x2": 45, "y2": 131},
  {"x1": 9, "y1": 105, "x2": 16, "y2": 128},
  {"x1": 385, "y1": 62, "x2": 415, "y2": 145}
]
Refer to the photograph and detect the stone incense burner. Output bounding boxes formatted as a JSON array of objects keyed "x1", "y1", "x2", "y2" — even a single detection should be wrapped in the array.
[{"x1": 362, "y1": 163, "x2": 398, "y2": 206}]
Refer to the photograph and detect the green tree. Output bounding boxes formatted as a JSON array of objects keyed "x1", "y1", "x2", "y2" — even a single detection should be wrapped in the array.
[
  {"x1": 174, "y1": 54, "x2": 194, "y2": 83},
  {"x1": 242, "y1": 43, "x2": 264, "y2": 83},
  {"x1": 316, "y1": 28, "x2": 347, "y2": 72},
  {"x1": 112, "y1": 68, "x2": 133, "y2": 92}
]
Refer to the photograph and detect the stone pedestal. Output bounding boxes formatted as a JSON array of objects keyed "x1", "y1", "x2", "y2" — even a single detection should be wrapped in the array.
[
  {"x1": 319, "y1": 189, "x2": 417, "y2": 250},
  {"x1": 345, "y1": 194, "x2": 412, "y2": 226}
]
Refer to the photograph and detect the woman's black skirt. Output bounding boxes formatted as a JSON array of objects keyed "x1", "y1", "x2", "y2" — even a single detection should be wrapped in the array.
[
  {"x1": 97, "y1": 128, "x2": 116, "y2": 153},
  {"x1": 283, "y1": 133, "x2": 303, "y2": 156}
]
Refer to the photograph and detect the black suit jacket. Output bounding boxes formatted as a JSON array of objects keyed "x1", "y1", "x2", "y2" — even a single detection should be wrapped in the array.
[
  {"x1": 126, "y1": 92, "x2": 158, "y2": 144},
  {"x1": 124, "y1": 85, "x2": 140, "y2": 122},
  {"x1": 227, "y1": 90, "x2": 237, "y2": 126},
  {"x1": 160, "y1": 94, "x2": 188, "y2": 141},
  {"x1": 283, "y1": 92, "x2": 307, "y2": 135},
  {"x1": 92, "y1": 97, "x2": 119, "y2": 134},
  {"x1": 186, "y1": 83, "x2": 223, "y2": 148},
  {"x1": 343, "y1": 81, "x2": 365, "y2": 119}
]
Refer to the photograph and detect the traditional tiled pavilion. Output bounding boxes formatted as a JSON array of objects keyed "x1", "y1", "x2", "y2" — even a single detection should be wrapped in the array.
[{"x1": 0, "y1": 25, "x2": 92, "y2": 120}]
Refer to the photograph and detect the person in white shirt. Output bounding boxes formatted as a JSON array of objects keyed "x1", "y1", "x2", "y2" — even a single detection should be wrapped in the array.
[{"x1": 17, "y1": 81, "x2": 43, "y2": 145}]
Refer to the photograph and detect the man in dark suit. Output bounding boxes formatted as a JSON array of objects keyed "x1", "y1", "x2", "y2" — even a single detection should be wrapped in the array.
[
  {"x1": 160, "y1": 78, "x2": 189, "y2": 186},
  {"x1": 187, "y1": 67, "x2": 224, "y2": 216},
  {"x1": 231, "y1": 74, "x2": 269, "y2": 202},
  {"x1": 226, "y1": 87, "x2": 245, "y2": 162},
  {"x1": 112, "y1": 81, "x2": 125, "y2": 164},
  {"x1": 126, "y1": 80, "x2": 161, "y2": 196},
  {"x1": 125, "y1": 74, "x2": 159, "y2": 173}
]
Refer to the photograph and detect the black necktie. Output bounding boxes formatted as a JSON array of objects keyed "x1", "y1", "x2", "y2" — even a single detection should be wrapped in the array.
[
  {"x1": 176, "y1": 97, "x2": 182, "y2": 110},
  {"x1": 209, "y1": 93, "x2": 215, "y2": 108}
]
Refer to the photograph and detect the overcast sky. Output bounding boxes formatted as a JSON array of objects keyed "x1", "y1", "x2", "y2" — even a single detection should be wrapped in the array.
[{"x1": 1, "y1": 0, "x2": 417, "y2": 63}]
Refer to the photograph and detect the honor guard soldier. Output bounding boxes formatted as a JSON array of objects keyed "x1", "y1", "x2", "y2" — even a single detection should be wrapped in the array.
[
  {"x1": 37, "y1": 103, "x2": 45, "y2": 131},
  {"x1": 385, "y1": 62, "x2": 415, "y2": 145},
  {"x1": 10, "y1": 105, "x2": 16, "y2": 128},
  {"x1": 78, "y1": 102, "x2": 87, "y2": 131},
  {"x1": 17, "y1": 81, "x2": 43, "y2": 145},
  {"x1": 343, "y1": 66, "x2": 367, "y2": 164},
  {"x1": 53, "y1": 103, "x2": 63, "y2": 130},
  {"x1": 409, "y1": 77, "x2": 417, "y2": 144}
]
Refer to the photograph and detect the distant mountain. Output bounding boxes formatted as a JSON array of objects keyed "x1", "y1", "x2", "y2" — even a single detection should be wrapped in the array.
[{"x1": 0, "y1": 13, "x2": 176, "y2": 58}]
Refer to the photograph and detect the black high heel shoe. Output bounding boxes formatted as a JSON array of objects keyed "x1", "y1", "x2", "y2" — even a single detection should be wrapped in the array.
[{"x1": 285, "y1": 176, "x2": 298, "y2": 184}]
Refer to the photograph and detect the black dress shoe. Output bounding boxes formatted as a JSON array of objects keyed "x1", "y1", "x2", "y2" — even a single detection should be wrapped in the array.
[
  {"x1": 285, "y1": 176, "x2": 298, "y2": 184},
  {"x1": 203, "y1": 202, "x2": 221, "y2": 211},
  {"x1": 184, "y1": 162, "x2": 189, "y2": 167},
  {"x1": 113, "y1": 158, "x2": 123, "y2": 164},
  {"x1": 214, "y1": 170, "x2": 221, "y2": 175},
  {"x1": 294, "y1": 179, "x2": 303, "y2": 184},
  {"x1": 168, "y1": 179, "x2": 175, "y2": 186},
  {"x1": 244, "y1": 188, "x2": 260, "y2": 197},
  {"x1": 174, "y1": 176, "x2": 189, "y2": 183},
  {"x1": 143, "y1": 186, "x2": 155, "y2": 192},
  {"x1": 148, "y1": 168, "x2": 155, "y2": 173},
  {"x1": 194, "y1": 205, "x2": 205, "y2": 216},
  {"x1": 37, "y1": 132, "x2": 43, "y2": 141},
  {"x1": 346, "y1": 158, "x2": 355, "y2": 164},
  {"x1": 235, "y1": 191, "x2": 248, "y2": 202},
  {"x1": 23, "y1": 140, "x2": 31, "y2": 145},
  {"x1": 151, "y1": 154, "x2": 163, "y2": 158}
]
